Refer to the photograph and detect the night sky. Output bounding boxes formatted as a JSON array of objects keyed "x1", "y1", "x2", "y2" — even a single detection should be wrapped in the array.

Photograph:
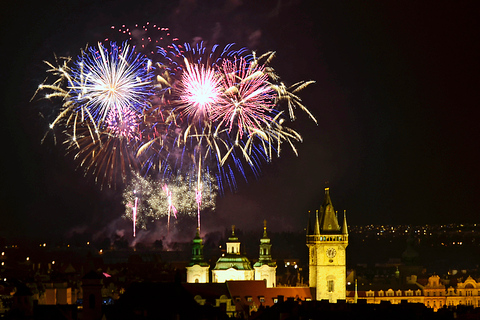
[{"x1": 1, "y1": 1, "x2": 479, "y2": 241}]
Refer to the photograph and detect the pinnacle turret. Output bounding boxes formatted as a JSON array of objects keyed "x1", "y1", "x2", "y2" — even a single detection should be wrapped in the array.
[{"x1": 341, "y1": 210, "x2": 348, "y2": 235}]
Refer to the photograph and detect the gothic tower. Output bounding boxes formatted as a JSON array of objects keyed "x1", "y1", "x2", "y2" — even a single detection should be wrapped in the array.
[
  {"x1": 306, "y1": 187, "x2": 348, "y2": 302},
  {"x1": 254, "y1": 220, "x2": 277, "y2": 287},
  {"x1": 186, "y1": 228, "x2": 210, "y2": 283}
]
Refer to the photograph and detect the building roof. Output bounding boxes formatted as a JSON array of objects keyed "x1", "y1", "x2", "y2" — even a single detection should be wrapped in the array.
[
  {"x1": 226, "y1": 281, "x2": 312, "y2": 309},
  {"x1": 307, "y1": 188, "x2": 348, "y2": 236},
  {"x1": 214, "y1": 254, "x2": 254, "y2": 270}
]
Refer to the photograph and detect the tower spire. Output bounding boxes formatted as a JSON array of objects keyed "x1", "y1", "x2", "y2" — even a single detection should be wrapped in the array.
[
  {"x1": 254, "y1": 219, "x2": 277, "y2": 287},
  {"x1": 342, "y1": 210, "x2": 348, "y2": 235},
  {"x1": 319, "y1": 187, "x2": 340, "y2": 232},
  {"x1": 314, "y1": 210, "x2": 321, "y2": 235}
]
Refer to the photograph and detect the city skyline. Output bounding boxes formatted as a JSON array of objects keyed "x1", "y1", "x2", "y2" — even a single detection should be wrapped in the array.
[{"x1": 1, "y1": 1, "x2": 479, "y2": 241}]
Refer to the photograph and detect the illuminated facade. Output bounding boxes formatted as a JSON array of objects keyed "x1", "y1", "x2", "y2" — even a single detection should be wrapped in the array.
[
  {"x1": 186, "y1": 228, "x2": 209, "y2": 283},
  {"x1": 306, "y1": 188, "x2": 349, "y2": 302},
  {"x1": 253, "y1": 220, "x2": 277, "y2": 287},
  {"x1": 346, "y1": 274, "x2": 480, "y2": 311},
  {"x1": 212, "y1": 226, "x2": 254, "y2": 283}
]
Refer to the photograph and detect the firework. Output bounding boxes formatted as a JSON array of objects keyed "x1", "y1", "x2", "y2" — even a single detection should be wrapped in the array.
[
  {"x1": 162, "y1": 184, "x2": 178, "y2": 232},
  {"x1": 64, "y1": 123, "x2": 140, "y2": 188},
  {"x1": 67, "y1": 42, "x2": 153, "y2": 125},
  {"x1": 36, "y1": 28, "x2": 316, "y2": 235},
  {"x1": 176, "y1": 59, "x2": 223, "y2": 120},
  {"x1": 126, "y1": 195, "x2": 139, "y2": 237},
  {"x1": 122, "y1": 171, "x2": 217, "y2": 229},
  {"x1": 211, "y1": 56, "x2": 275, "y2": 138},
  {"x1": 122, "y1": 172, "x2": 155, "y2": 231}
]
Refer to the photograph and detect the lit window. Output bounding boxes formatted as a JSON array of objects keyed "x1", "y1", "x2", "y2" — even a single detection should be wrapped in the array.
[{"x1": 327, "y1": 280, "x2": 334, "y2": 292}]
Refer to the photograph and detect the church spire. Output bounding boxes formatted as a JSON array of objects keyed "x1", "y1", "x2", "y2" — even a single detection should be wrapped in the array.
[
  {"x1": 319, "y1": 187, "x2": 340, "y2": 232},
  {"x1": 257, "y1": 220, "x2": 273, "y2": 263},
  {"x1": 227, "y1": 225, "x2": 241, "y2": 254},
  {"x1": 263, "y1": 219, "x2": 268, "y2": 238},
  {"x1": 188, "y1": 227, "x2": 208, "y2": 267}
]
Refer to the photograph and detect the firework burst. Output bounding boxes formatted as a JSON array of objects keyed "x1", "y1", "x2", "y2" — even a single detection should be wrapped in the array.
[
  {"x1": 67, "y1": 42, "x2": 153, "y2": 125},
  {"x1": 122, "y1": 171, "x2": 217, "y2": 229}
]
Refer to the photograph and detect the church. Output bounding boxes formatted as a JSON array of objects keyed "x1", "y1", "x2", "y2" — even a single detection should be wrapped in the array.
[
  {"x1": 186, "y1": 222, "x2": 277, "y2": 287},
  {"x1": 187, "y1": 187, "x2": 349, "y2": 300}
]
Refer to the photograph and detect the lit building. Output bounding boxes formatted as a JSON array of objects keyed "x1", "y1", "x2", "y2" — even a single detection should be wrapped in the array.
[
  {"x1": 186, "y1": 228, "x2": 210, "y2": 283},
  {"x1": 306, "y1": 187, "x2": 349, "y2": 302},
  {"x1": 253, "y1": 220, "x2": 277, "y2": 287},
  {"x1": 212, "y1": 225, "x2": 255, "y2": 283},
  {"x1": 445, "y1": 275, "x2": 480, "y2": 308},
  {"x1": 346, "y1": 273, "x2": 480, "y2": 311},
  {"x1": 423, "y1": 275, "x2": 446, "y2": 311}
]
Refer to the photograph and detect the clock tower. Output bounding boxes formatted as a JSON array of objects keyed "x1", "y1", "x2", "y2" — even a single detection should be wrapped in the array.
[{"x1": 306, "y1": 187, "x2": 348, "y2": 302}]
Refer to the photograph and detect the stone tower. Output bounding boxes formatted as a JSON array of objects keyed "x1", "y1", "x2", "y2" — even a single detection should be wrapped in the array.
[
  {"x1": 186, "y1": 228, "x2": 210, "y2": 283},
  {"x1": 306, "y1": 187, "x2": 348, "y2": 302},
  {"x1": 254, "y1": 220, "x2": 277, "y2": 287}
]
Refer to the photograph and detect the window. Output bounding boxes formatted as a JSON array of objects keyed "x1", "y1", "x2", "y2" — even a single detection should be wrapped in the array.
[
  {"x1": 327, "y1": 280, "x2": 334, "y2": 293},
  {"x1": 246, "y1": 296, "x2": 252, "y2": 302},
  {"x1": 366, "y1": 291, "x2": 374, "y2": 297},
  {"x1": 259, "y1": 297, "x2": 265, "y2": 303}
]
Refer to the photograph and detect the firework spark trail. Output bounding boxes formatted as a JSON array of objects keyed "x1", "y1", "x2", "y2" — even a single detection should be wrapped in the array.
[
  {"x1": 195, "y1": 184, "x2": 202, "y2": 231},
  {"x1": 133, "y1": 195, "x2": 138, "y2": 237},
  {"x1": 162, "y1": 184, "x2": 178, "y2": 232},
  {"x1": 126, "y1": 196, "x2": 138, "y2": 237}
]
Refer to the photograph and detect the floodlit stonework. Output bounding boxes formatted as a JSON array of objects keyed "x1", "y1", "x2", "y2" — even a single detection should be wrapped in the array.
[{"x1": 306, "y1": 188, "x2": 349, "y2": 302}]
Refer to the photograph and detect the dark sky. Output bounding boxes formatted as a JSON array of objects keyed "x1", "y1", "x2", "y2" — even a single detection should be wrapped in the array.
[{"x1": 1, "y1": 1, "x2": 479, "y2": 241}]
